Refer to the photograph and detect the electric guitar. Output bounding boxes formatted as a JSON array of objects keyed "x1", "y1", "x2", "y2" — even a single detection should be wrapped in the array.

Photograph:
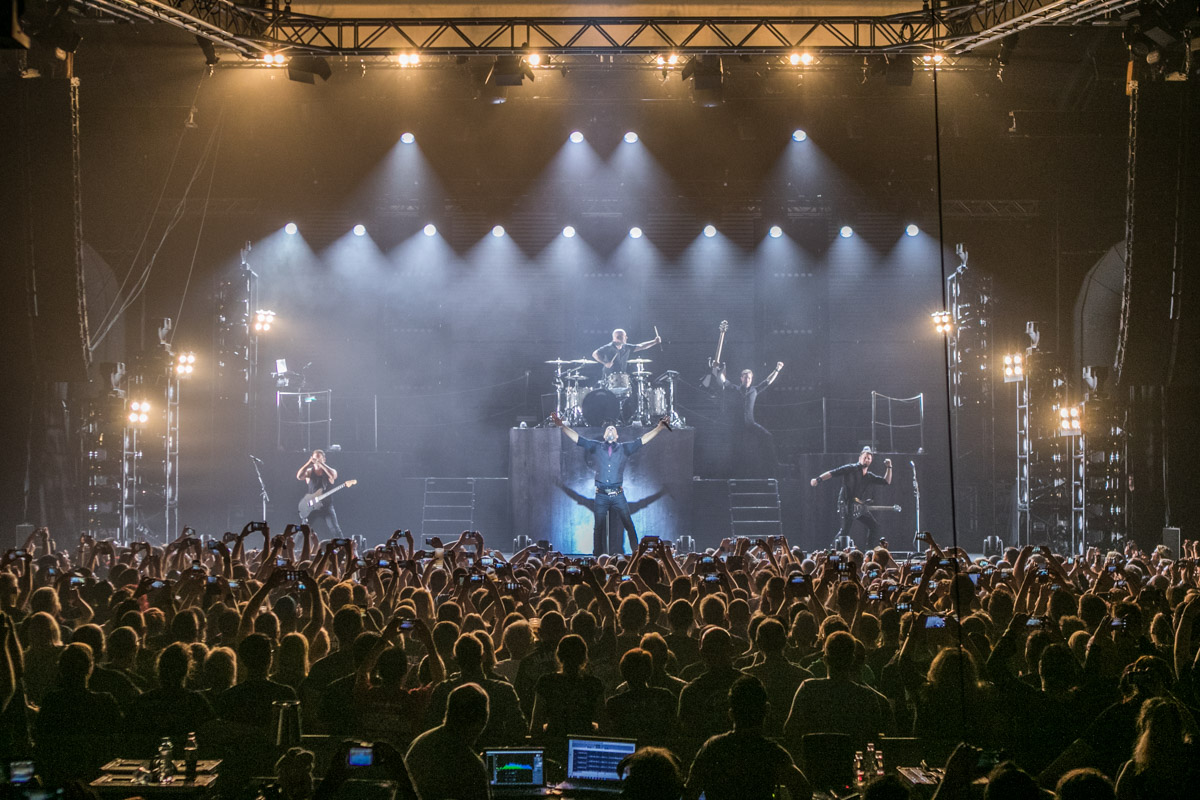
[
  {"x1": 838, "y1": 497, "x2": 902, "y2": 519},
  {"x1": 298, "y1": 479, "x2": 357, "y2": 521},
  {"x1": 700, "y1": 320, "x2": 729, "y2": 389}
]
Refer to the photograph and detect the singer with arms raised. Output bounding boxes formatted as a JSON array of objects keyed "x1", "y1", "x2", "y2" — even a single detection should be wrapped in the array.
[{"x1": 553, "y1": 414, "x2": 670, "y2": 556}]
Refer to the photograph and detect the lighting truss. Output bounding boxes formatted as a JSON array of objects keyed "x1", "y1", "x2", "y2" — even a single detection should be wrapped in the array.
[{"x1": 76, "y1": 1, "x2": 1141, "y2": 59}]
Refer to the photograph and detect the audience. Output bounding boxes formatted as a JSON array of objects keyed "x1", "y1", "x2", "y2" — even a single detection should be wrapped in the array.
[{"x1": 3, "y1": 523, "x2": 1198, "y2": 800}]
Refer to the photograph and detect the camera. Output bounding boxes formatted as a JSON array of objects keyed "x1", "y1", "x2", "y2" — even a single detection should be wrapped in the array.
[{"x1": 347, "y1": 745, "x2": 374, "y2": 767}]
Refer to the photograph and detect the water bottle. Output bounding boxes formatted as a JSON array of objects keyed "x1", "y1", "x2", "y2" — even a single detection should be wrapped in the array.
[{"x1": 184, "y1": 732, "x2": 199, "y2": 782}]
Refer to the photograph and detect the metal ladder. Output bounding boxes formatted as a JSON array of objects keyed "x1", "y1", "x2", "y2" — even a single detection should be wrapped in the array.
[
  {"x1": 728, "y1": 478, "x2": 783, "y2": 540},
  {"x1": 421, "y1": 478, "x2": 476, "y2": 540}
]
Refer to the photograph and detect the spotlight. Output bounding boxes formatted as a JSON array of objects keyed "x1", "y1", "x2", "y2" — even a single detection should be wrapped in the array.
[
  {"x1": 400, "y1": 132, "x2": 415, "y2": 144},
  {"x1": 905, "y1": 224, "x2": 919, "y2": 237},
  {"x1": 1058, "y1": 405, "x2": 1083, "y2": 435},
  {"x1": 264, "y1": 53, "x2": 286, "y2": 65},
  {"x1": 487, "y1": 55, "x2": 535, "y2": 86},
  {"x1": 667, "y1": 53, "x2": 680, "y2": 66},
  {"x1": 788, "y1": 53, "x2": 801, "y2": 66},
  {"x1": 1003, "y1": 353, "x2": 1025, "y2": 382},
  {"x1": 656, "y1": 55, "x2": 666, "y2": 66},
  {"x1": 800, "y1": 52, "x2": 814, "y2": 66},
  {"x1": 769, "y1": 225, "x2": 783, "y2": 239},
  {"x1": 562, "y1": 225, "x2": 576, "y2": 238},
  {"x1": 526, "y1": 52, "x2": 543, "y2": 67},
  {"x1": 569, "y1": 131, "x2": 584, "y2": 144},
  {"x1": 397, "y1": 52, "x2": 420, "y2": 66},
  {"x1": 791, "y1": 129, "x2": 807, "y2": 142},
  {"x1": 284, "y1": 222, "x2": 298, "y2": 235},
  {"x1": 353, "y1": 224, "x2": 367, "y2": 236},
  {"x1": 922, "y1": 52, "x2": 945, "y2": 65},
  {"x1": 491, "y1": 225, "x2": 506, "y2": 238},
  {"x1": 703, "y1": 225, "x2": 717, "y2": 238},
  {"x1": 176, "y1": 352, "x2": 197, "y2": 376},
  {"x1": 839, "y1": 226, "x2": 853, "y2": 238},
  {"x1": 930, "y1": 310, "x2": 953, "y2": 336},
  {"x1": 629, "y1": 227, "x2": 643, "y2": 239},
  {"x1": 623, "y1": 131, "x2": 639, "y2": 144},
  {"x1": 423, "y1": 224, "x2": 437, "y2": 237},
  {"x1": 253, "y1": 310, "x2": 276, "y2": 333}
]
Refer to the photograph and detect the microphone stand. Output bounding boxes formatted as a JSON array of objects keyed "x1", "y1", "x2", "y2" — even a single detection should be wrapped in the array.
[
  {"x1": 911, "y1": 460, "x2": 921, "y2": 551},
  {"x1": 250, "y1": 455, "x2": 270, "y2": 521}
]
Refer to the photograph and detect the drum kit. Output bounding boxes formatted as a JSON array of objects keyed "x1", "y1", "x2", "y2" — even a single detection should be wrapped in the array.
[{"x1": 546, "y1": 357, "x2": 684, "y2": 428}]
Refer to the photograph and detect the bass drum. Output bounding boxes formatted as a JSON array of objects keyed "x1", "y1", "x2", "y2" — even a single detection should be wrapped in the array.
[{"x1": 582, "y1": 389, "x2": 622, "y2": 427}]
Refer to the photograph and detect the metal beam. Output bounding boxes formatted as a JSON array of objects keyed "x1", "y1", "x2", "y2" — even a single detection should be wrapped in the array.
[{"x1": 76, "y1": 0, "x2": 1137, "y2": 57}]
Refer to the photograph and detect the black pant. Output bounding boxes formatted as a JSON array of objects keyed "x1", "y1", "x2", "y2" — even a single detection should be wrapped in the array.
[
  {"x1": 306, "y1": 505, "x2": 343, "y2": 539},
  {"x1": 594, "y1": 489, "x2": 637, "y2": 556},
  {"x1": 734, "y1": 421, "x2": 776, "y2": 476},
  {"x1": 839, "y1": 509, "x2": 880, "y2": 549}
]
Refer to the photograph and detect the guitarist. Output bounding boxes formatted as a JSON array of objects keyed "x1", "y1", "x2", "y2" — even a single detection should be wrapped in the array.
[
  {"x1": 296, "y1": 449, "x2": 345, "y2": 537},
  {"x1": 810, "y1": 446, "x2": 892, "y2": 549},
  {"x1": 715, "y1": 362, "x2": 784, "y2": 476}
]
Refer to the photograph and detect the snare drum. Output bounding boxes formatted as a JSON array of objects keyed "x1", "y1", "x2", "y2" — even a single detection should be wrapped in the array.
[{"x1": 602, "y1": 372, "x2": 632, "y2": 397}]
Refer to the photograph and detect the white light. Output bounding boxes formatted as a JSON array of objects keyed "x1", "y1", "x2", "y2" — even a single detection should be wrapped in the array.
[
  {"x1": 128, "y1": 413, "x2": 138, "y2": 423},
  {"x1": 703, "y1": 225, "x2": 717, "y2": 238},
  {"x1": 562, "y1": 225, "x2": 576, "y2": 238},
  {"x1": 629, "y1": 227, "x2": 643, "y2": 239},
  {"x1": 667, "y1": 53, "x2": 679, "y2": 65},
  {"x1": 905, "y1": 224, "x2": 919, "y2": 237},
  {"x1": 139, "y1": 414, "x2": 149, "y2": 423},
  {"x1": 527, "y1": 52, "x2": 543, "y2": 67},
  {"x1": 491, "y1": 225, "x2": 505, "y2": 238},
  {"x1": 656, "y1": 55, "x2": 666, "y2": 66},
  {"x1": 769, "y1": 225, "x2": 783, "y2": 239},
  {"x1": 839, "y1": 226, "x2": 853, "y2": 238},
  {"x1": 130, "y1": 402, "x2": 141, "y2": 412},
  {"x1": 788, "y1": 53, "x2": 801, "y2": 66},
  {"x1": 569, "y1": 131, "x2": 584, "y2": 144},
  {"x1": 423, "y1": 223, "x2": 437, "y2": 237},
  {"x1": 397, "y1": 53, "x2": 410, "y2": 66},
  {"x1": 187, "y1": 354, "x2": 196, "y2": 364},
  {"x1": 353, "y1": 224, "x2": 366, "y2": 236},
  {"x1": 272, "y1": 53, "x2": 287, "y2": 65},
  {"x1": 624, "y1": 131, "x2": 639, "y2": 144},
  {"x1": 800, "y1": 52, "x2": 814, "y2": 66},
  {"x1": 400, "y1": 132, "x2": 415, "y2": 144},
  {"x1": 284, "y1": 222, "x2": 298, "y2": 235},
  {"x1": 791, "y1": 129, "x2": 807, "y2": 142}
]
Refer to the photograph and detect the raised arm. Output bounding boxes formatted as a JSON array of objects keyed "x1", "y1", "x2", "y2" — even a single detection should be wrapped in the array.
[
  {"x1": 296, "y1": 457, "x2": 313, "y2": 481},
  {"x1": 765, "y1": 361, "x2": 783, "y2": 386},
  {"x1": 632, "y1": 333, "x2": 662, "y2": 353},
  {"x1": 640, "y1": 418, "x2": 669, "y2": 445},
  {"x1": 552, "y1": 413, "x2": 580, "y2": 443}
]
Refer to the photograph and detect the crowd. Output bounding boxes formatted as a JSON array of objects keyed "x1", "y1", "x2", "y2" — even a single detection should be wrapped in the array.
[{"x1": 1, "y1": 523, "x2": 1199, "y2": 800}]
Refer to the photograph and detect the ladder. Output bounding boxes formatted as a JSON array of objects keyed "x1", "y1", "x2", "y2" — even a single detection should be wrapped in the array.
[
  {"x1": 421, "y1": 478, "x2": 476, "y2": 540},
  {"x1": 728, "y1": 478, "x2": 783, "y2": 540}
]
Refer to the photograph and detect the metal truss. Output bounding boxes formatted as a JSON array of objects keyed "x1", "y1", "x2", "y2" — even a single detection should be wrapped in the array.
[{"x1": 75, "y1": 1, "x2": 1138, "y2": 59}]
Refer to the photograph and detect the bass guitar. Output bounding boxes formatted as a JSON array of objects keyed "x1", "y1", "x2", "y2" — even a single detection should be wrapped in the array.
[
  {"x1": 700, "y1": 320, "x2": 729, "y2": 389},
  {"x1": 298, "y1": 479, "x2": 357, "y2": 521},
  {"x1": 838, "y1": 497, "x2": 902, "y2": 519}
]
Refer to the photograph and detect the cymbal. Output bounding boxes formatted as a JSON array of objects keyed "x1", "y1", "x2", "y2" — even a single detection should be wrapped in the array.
[
  {"x1": 545, "y1": 358, "x2": 575, "y2": 365},
  {"x1": 627, "y1": 358, "x2": 653, "y2": 364}
]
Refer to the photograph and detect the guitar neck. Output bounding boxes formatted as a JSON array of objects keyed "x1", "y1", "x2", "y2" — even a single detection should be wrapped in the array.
[{"x1": 317, "y1": 483, "x2": 347, "y2": 501}]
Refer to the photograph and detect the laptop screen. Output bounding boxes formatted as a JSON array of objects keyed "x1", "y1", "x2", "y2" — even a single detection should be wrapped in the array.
[
  {"x1": 566, "y1": 737, "x2": 637, "y2": 783},
  {"x1": 484, "y1": 749, "x2": 545, "y2": 788}
]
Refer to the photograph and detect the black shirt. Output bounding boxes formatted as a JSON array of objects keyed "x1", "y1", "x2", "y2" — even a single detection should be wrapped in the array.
[
  {"x1": 577, "y1": 436, "x2": 643, "y2": 487},
  {"x1": 304, "y1": 467, "x2": 334, "y2": 497},
  {"x1": 829, "y1": 462, "x2": 888, "y2": 505},
  {"x1": 687, "y1": 729, "x2": 798, "y2": 800},
  {"x1": 594, "y1": 342, "x2": 633, "y2": 376},
  {"x1": 727, "y1": 379, "x2": 771, "y2": 424}
]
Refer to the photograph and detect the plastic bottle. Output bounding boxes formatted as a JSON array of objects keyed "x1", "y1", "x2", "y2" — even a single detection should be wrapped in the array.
[{"x1": 184, "y1": 732, "x2": 199, "y2": 781}]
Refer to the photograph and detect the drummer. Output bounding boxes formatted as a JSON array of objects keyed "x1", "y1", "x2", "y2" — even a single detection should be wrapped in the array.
[{"x1": 592, "y1": 328, "x2": 661, "y2": 378}]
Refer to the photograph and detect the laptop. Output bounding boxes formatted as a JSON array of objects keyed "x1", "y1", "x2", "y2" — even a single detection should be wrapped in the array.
[
  {"x1": 484, "y1": 748, "x2": 551, "y2": 796},
  {"x1": 557, "y1": 735, "x2": 637, "y2": 793}
]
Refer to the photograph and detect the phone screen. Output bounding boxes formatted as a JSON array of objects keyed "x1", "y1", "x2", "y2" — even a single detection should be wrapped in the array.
[
  {"x1": 347, "y1": 746, "x2": 374, "y2": 767},
  {"x1": 925, "y1": 615, "x2": 946, "y2": 629}
]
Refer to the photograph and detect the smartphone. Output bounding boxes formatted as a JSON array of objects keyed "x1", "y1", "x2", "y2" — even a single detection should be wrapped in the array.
[
  {"x1": 228, "y1": 580, "x2": 240, "y2": 589},
  {"x1": 468, "y1": 573, "x2": 484, "y2": 585},
  {"x1": 910, "y1": 564, "x2": 923, "y2": 574},
  {"x1": 207, "y1": 540, "x2": 222, "y2": 552},
  {"x1": 897, "y1": 602, "x2": 912, "y2": 613},
  {"x1": 347, "y1": 745, "x2": 374, "y2": 767},
  {"x1": 1111, "y1": 617, "x2": 1127, "y2": 629},
  {"x1": 620, "y1": 575, "x2": 633, "y2": 583},
  {"x1": 377, "y1": 559, "x2": 390, "y2": 568},
  {"x1": 867, "y1": 592, "x2": 881, "y2": 601},
  {"x1": 1050, "y1": 583, "x2": 1063, "y2": 591},
  {"x1": 504, "y1": 581, "x2": 520, "y2": 592},
  {"x1": 285, "y1": 569, "x2": 304, "y2": 583},
  {"x1": 69, "y1": 575, "x2": 85, "y2": 587},
  {"x1": 938, "y1": 559, "x2": 953, "y2": 569},
  {"x1": 206, "y1": 576, "x2": 219, "y2": 585},
  {"x1": 702, "y1": 574, "x2": 720, "y2": 587},
  {"x1": 150, "y1": 580, "x2": 165, "y2": 590},
  {"x1": 1114, "y1": 579, "x2": 1128, "y2": 589},
  {"x1": 9, "y1": 760, "x2": 34, "y2": 784},
  {"x1": 1026, "y1": 617, "x2": 1044, "y2": 628},
  {"x1": 250, "y1": 521, "x2": 269, "y2": 531},
  {"x1": 642, "y1": 535, "x2": 661, "y2": 545},
  {"x1": 564, "y1": 566, "x2": 583, "y2": 585},
  {"x1": 983, "y1": 567, "x2": 995, "y2": 576},
  {"x1": 913, "y1": 577, "x2": 922, "y2": 585},
  {"x1": 275, "y1": 558, "x2": 288, "y2": 568},
  {"x1": 867, "y1": 569, "x2": 881, "y2": 580},
  {"x1": 479, "y1": 556, "x2": 493, "y2": 567},
  {"x1": 788, "y1": 574, "x2": 805, "y2": 585},
  {"x1": 333, "y1": 538, "x2": 352, "y2": 547},
  {"x1": 925, "y1": 616, "x2": 947, "y2": 629},
  {"x1": 828, "y1": 554, "x2": 841, "y2": 564},
  {"x1": 1000, "y1": 569, "x2": 1013, "y2": 578},
  {"x1": 398, "y1": 619, "x2": 416, "y2": 632},
  {"x1": 699, "y1": 556, "x2": 716, "y2": 574}
]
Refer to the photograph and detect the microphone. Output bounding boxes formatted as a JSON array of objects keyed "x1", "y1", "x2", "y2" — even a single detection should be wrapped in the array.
[{"x1": 249, "y1": 454, "x2": 263, "y2": 463}]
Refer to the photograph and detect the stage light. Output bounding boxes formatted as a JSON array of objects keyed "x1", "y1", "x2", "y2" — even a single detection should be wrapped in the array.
[
  {"x1": 703, "y1": 225, "x2": 717, "y2": 238},
  {"x1": 423, "y1": 224, "x2": 437, "y2": 237},
  {"x1": 1058, "y1": 405, "x2": 1083, "y2": 435},
  {"x1": 922, "y1": 52, "x2": 945, "y2": 65},
  {"x1": 905, "y1": 224, "x2": 919, "y2": 237},
  {"x1": 839, "y1": 226, "x2": 854, "y2": 238},
  {"x1": 286, "y1": 55, "x2": 331, "y2": 84},
  {"x1": 397, "y1": 52, "x2": 420, "y2": 66},
  {"x1": 487, "y1": 55, "x2": 535, "y2": 86},
  {"x1": 930, "y1": 310, "x2": 953, "y2": 336},
  {"x1": 264, "y1": 53, "x2": 286, "y2": 65},
  {"x1": 769, "y1": 225, "x2": 783, "y2": 239},
  {"x1": 176, "y1": 352, "x2": 196, "y2": 376},
  {"x1": 788, "y1": 53, "x2": 801, "y2": 66},
  {"x1": 526, "y1": 52, "x2": 543, "y2": 67},
  {"x1": 1002, "y1": 353, "x2": 1025, "y2": 382},
  {"x1": 563, "y1": 225, "x2": 576, "y2": 238},
  {"x1": 800, "y1": 52, "x2": 814, "y2": 66},
  {"x1": 353, "y1": 224, "x2": 366, "y2": 236},
  {"x1": 667, "y1": 53, "x2": 680, "y2": 65},
  {"x1": 569, "y1": 131, "x2": 584, "y2": 144},
  {"x1": 491, "y1": 225, "x2": 505, "y2": 238},
  {"x1": 253, "y1": 310, "x2": 276, "y2": 333},
  {"x1": 284, "y1": 222, "x2": 298, "y2": 235},
  {"x1": 400, "y1": 132, "x2": 415, "y2": 144},
  {"x1": 791, "y1": 129, "x2": 807, "y2": 142},
  {"x1": 629, "y1": 227, "x2": 643, "y2": 239},
  {"x1": 624, "y1": 131, "x2": 639, "y2": 144}
]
